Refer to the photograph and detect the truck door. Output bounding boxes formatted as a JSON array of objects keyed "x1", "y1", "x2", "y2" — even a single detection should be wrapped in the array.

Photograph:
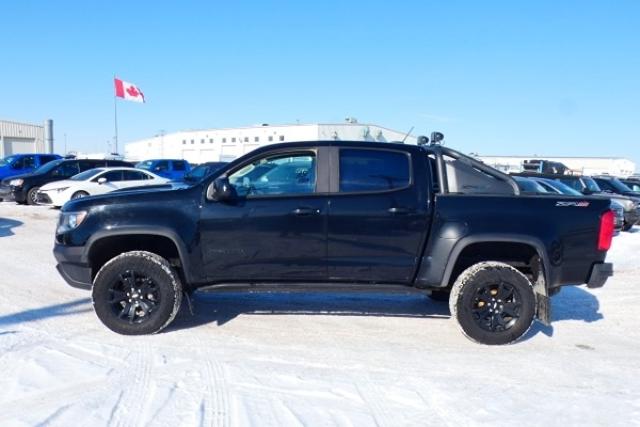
[
  {"x1": 199, "y1": 147, "x2": 329, "y2": 281},
  {"x1": 327, "y1": 147, "x2": 431, "y2": 284}
]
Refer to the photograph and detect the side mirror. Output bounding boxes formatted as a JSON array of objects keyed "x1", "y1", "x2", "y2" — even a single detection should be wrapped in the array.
[
  {"x1": 97, "y1": 177, "x2": 107, "y2": 184},
  {"x1": 208, "y1": 177, "x2": 237, "y2": 202},
  {"x1": 582, "y1": 188, "x2": 593, "y2": 195}
]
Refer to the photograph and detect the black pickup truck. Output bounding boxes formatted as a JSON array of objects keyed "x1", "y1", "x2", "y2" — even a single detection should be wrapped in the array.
[{"x1": 53, "y1": 140, "x2": 615, "y2": 344}]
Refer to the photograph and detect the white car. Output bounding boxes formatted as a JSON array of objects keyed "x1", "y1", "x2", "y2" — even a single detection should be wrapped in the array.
[{"x1": 37, "y1": 167, "x2": 168, "y2": 207}]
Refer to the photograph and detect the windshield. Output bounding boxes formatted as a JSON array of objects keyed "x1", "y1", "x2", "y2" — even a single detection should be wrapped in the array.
[
  {"x1": 542, "y1": 179, "x2": 582, "y2": 196},
  {"x1": 185, "y1": 164, "x2": 208, "y2": 181},
  {"x1": 0, "y1": 155, "x2": 18, "y2": 167},
  {"x1": 136, "y1": 161, "x2": 154, "y2": 170},
  {"x1": 608, "y1": 178, "x2": 633, "y2": 193},
  {"x1": 582, "y1": 177, "x2": 602, "y2": 192},
  {"x1": 33, "y1": 159, "x2": 64, "y2": 174},
  {"x1": 70, "y1": 169, "x2": 104, "y2": 181}
]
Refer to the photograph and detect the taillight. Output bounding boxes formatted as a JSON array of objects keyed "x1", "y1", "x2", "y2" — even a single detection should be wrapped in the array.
[{"x1": 598, "y1": 210, "x2": 615, "y2": 251}]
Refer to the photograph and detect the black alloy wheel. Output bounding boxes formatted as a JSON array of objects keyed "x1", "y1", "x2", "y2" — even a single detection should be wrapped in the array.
[
  {"x1": 109, "y1": 270, "x2": 160, "y2": 324},
  {"x1": 471, "y1": 281, "x2": 522, "y2": 332}
]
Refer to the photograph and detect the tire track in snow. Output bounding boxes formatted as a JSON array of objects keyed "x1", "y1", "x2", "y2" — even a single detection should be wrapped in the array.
[
  {"x1": 0, "y1": 379, "x2": 107, "y2": 424},
  {"x1": 110, "y1": 344, "x2": 153, "y2": 427},
  {"x1": 204, "y1": 360, "x2": 230, "y2": 427}
]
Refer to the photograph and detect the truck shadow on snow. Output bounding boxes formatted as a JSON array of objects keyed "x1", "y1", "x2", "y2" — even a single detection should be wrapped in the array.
[
  {"x1": 169, "y1": 286, "x2": 603, "y2": 339},
  {"x1": 170, "y1": 291, "x2": 451, "y2": 331},
  {"x1": 0, "y1": 217, "x2": 23, "y2": 238},
  {"x1": 523, "y1": 286, "x2": 603, "y2": 340},
  {"x1": 0, "y1": 298, "x2": 92, "y2": 328}
]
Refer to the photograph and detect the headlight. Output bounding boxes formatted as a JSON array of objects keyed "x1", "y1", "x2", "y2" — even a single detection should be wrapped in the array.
[
  {"x1": 9, "y1": 179, "x2": 23, "y2": 186},
  {"x1": 56, "y1": 187, "x2": 70, "y2": 193},
  {"x1": 57, "y1": 211, "x2": 87, "y2": 234}
]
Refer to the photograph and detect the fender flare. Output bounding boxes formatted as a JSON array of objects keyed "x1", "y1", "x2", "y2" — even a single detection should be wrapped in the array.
[
  {"x1": 441, "y1": 234, "x2": 551, "y2": 293},
  {"x1": 82, "y1": 226, "x2": 195, "y2": 284}
]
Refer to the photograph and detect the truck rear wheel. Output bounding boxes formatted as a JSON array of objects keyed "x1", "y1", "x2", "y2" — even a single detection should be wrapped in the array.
[
  {"x1": 92, "y1": 251, "x2": 183, "y2": 335},
  {"x1": 449, "y1": 262, "x2": 535, "y2": 345}
]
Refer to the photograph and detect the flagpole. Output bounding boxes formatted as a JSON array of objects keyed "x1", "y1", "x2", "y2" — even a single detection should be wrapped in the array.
[{"x1": 113, "y1": 75, "x2": 119, "y2": 154}]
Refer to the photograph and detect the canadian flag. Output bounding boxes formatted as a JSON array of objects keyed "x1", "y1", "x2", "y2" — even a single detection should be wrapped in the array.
[{"x1": 114, "y1": 78, "x2": 145, "y2": 103}]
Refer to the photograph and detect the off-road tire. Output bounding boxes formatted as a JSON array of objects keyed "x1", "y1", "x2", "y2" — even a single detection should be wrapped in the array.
[
  {"x1": 449, "y1": 261, "x2": 536, "y2": 345},
  {"x1": 92, "y1": 251, "x2": 183, "y2": 335},
  {"x1": 26, "y1": 186, "x2": 40, "y2": 205}
]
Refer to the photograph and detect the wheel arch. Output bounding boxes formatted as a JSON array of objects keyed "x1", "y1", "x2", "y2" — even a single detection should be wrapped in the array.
[
  {"x1": 442, "y1": 234, "x2": 550, "y2": 293},
  {"x1": 84, "y1": 227, "x2": 194, "y2": 284}
]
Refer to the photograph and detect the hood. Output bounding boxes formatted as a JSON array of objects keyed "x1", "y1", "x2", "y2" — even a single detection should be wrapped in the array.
[
  {"x1": 0, "y1": 172, "x2": 37, "y2": 185},
  {"x1": 62, "y1": 183, "x2": 201, "y2": 213},
  {"x1": 40, "y1": 179, "x2": 75, "y2": 191}
]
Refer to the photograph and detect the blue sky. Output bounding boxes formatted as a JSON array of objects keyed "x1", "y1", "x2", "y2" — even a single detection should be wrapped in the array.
[{"x1": 1, "y1": 1, "x2": 638, "y2": 166}]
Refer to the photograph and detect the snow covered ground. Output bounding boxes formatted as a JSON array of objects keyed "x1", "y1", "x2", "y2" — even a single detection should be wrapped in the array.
[{"x1": 0, "y1": 201, "x2": 639, "y2": 426}]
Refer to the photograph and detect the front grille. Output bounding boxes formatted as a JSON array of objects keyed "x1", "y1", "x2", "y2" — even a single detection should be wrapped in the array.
[{"x1": 36, "y1": 192, "x2": 52, "y2": 204}]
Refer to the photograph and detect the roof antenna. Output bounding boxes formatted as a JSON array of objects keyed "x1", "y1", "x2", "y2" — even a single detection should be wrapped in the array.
[{"x1": 401, "y1": 126, "x2": 415, "y2": 143}]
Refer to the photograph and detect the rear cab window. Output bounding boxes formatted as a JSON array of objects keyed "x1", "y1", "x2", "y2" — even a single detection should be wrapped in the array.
[{"x1": 338, "y1": 149, "x2": 410, "y2": 193}]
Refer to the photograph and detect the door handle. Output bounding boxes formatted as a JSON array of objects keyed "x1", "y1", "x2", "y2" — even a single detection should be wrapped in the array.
[
  {"x1": 388, "y1": 207, "x2": 410, "y2": 215},
  {"x1": 292, "y1": 207, "x2": 321, "y2": 216}
]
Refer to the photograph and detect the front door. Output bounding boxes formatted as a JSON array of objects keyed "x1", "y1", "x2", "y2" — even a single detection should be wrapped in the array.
[
  {"x1": 199, "y1": 148, "x2": 328, "y2": 282},
  {"x1": 327, "y1": 147, "x2": 430, "y2": 284}
]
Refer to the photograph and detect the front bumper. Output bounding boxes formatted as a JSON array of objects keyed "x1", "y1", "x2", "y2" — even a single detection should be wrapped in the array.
[
  {"x1": 0, "y1": 184, "x2": 13, "y2": 201},
  {"x1": 53, "y1": 243, "x2": 92, "y2": 290},
  {"x1": 586, "y1": 262, "x2": 613, "y2": 289},
  {"x1": 624, "y1": 209, "x2": 640, "y2": 226}
]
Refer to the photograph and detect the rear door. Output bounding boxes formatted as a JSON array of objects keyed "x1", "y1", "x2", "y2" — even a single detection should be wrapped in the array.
[{"x1": 327, "y1": 147, "x2": 431, "y2": 284}]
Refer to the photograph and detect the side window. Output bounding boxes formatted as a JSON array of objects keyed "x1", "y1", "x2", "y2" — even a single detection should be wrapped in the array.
[
  {"x1": 173, "y1": 161, "x2": 186, "y2": 171},
  {"x1": 229, "y1": 152, "x2": 316, "y2": 197},
  {"x1": 339, "y1": 149, "x2": 410, "y2": 193},
  {"x1": 102, "y1": 171, "x2": 124, "y2": 182},
  {"x1": 596, "y1": 180, "x2": 614, "y2": 192},
  {"x1": 154, "y1": 161, "x2": 169, "y2": 172},
  {"x1": 559, "y1": 178, "x2": 581, "y2": 191},
  {"x1": 81, "y1": 161, "x2": 102, "y2": 171},
  {"x1": 39, "y1": 155, "x2": 58, "y2": 165},
  {"x1": 12, "y1": 157, "x2": 25, "y2": 169},
  {"x1": 123, "y1": 170, "x2": 147, "y2": 181},
  {"x1": 53, "y1": 162, "x2": 80, "y2": 177},
  {"x1": 22, "y1": 156, "x2": 36, "y2": 168}
]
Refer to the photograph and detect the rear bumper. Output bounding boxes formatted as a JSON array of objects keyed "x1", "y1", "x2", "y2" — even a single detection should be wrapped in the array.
[
  {"x1": 53, "y1": 243, "x2": 92, "y2": 290},
  {"x1": 586, "y1": 262, "x2": 613, "y2": 289}
]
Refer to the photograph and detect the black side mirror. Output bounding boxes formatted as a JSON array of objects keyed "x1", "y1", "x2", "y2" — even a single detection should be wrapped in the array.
[
  {"x1": 209, "y1": 177, "x2": 237, "y2": 202},
  {"x1": 582, "y1": 188, "x2": 593, "y2": 195}
]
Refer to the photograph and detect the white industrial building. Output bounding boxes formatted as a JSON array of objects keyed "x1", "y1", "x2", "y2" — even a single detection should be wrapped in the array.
[
  {"x1": 124, "y1": 122, "x2": 417, "y2": 163},
  {"x1": 0, "y1": 119, "x2": 54, "y2": 157},
  {"x1": 478, "y1": 155, "x2": 636, "y2": 177}
]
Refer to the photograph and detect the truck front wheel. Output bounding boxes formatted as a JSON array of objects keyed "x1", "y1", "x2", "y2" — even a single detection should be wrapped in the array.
[
  {"x1": 449, "y1": 262, "x2": 536, "y2": 345},
  {"x1": 92, "y1": 251, "x2": 183, "y2": 335}
]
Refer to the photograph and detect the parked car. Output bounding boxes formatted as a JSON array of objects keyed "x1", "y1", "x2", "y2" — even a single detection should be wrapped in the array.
[
  {"x1": 592, "y1": 176, "x2": 640, "y2": 198},
  {"x1": 135, "y1": 159, "x2": 191, "y2": 180},
  {"x1": 0, "y1": 158, "x2": 132, "y2": 205},
  {"x1": 53, "y1": 140, "x2": 614, "y2": 345},
  {"x1": 0, "y1": 153, "x2": 62, "y2": 181},
  {"x1": 517, "y1": 172, "x2": 640, "y2": 231},
  {"x1": 36, "y1": 167, "x2": 168, "y2": 207},
  {"x1": 525, "y1": 177, "x2": 624, "y2": 233},
  {"x1": 181, "y1": 162, "x2": 228, "y2": 184},
  {"x1": 512, "y1": 176, "x2": 549, "y2": 194},
  {"x1": 620, "y1": 178, "x2": 640, "y2": 192}
]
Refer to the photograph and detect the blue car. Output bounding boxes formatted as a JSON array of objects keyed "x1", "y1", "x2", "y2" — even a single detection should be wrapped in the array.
[
  {"x1": 135, "y1": 159, "x2": 191, "y2": 180},
  {"x1": 0, "y1": 153, "x2": 62, "y2": 181}
]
